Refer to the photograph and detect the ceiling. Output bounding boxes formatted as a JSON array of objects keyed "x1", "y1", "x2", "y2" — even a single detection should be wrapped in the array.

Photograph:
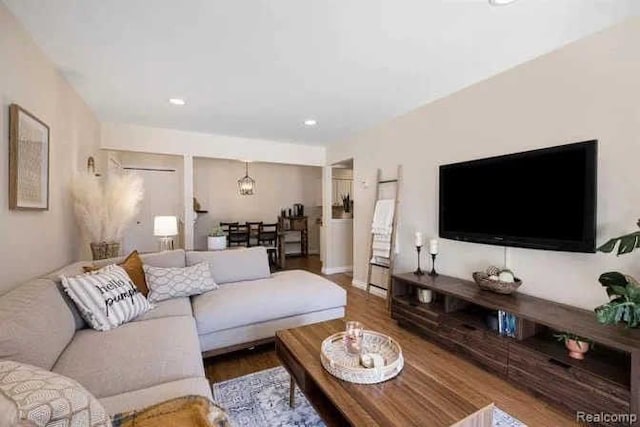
[{"x1": 3, "y1": 0, "x2": 638, "y2": 145}]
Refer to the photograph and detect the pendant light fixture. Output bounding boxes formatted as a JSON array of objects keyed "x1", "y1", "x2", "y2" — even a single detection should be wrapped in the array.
[{"x1": 237, "y1": 162, "x2": 256, "y2": 196}]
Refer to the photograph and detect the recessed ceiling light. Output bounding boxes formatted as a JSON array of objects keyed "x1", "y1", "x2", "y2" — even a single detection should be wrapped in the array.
[
  {"x1": 489, "y1": 0, "x2": 517, "y2": 5},
  {"x1": 304, "y1": 119, "x2": 317, "y2": 126},
  {"x1": 168, "y1": 98, "x2": 186, "y2": 106}
]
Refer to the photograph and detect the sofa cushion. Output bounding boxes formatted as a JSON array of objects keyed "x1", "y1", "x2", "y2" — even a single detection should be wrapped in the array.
[
  {"x1": 45, "y1": 250, "x2": 187, "y2": 330},
  {"x1": 61, "y1": 265, "x2": 151, "y2": 332},
  {"x1": 0, "y1": 278, "x2": 76, "y2": 370},
  {"x1": 45, "y1": 250, "x2": 187, "y2": 282},
  {"x1": 0, "y1": 360, "x2": 111, "y2": 427},
  {"x1": 53, "y1": 316, "x2": 204, "y2": 398},
  {"x1": 144, "y1": 262, "x2": 218, "y2": 303},
  {"x1": 186, "y1": 247, "x2": 270, "y2": 284},
  {"x1": 92, "y1": 249, "x2": 187, "y2": 270},
  {"x1": 192, "y1": 270, "x2": 347, "y2": 335},
  {"x1": 99, "y1": 377, "x2": 212, "y2": 415},
  {"x1": 131, "y1": 297, "x2": 192, "y2": 322}
]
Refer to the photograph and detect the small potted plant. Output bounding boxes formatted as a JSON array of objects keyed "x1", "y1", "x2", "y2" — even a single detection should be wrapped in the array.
[
  {"x1": 207, "y1": 226, "x2": 227, "y2": 251},
  {"x1": 554, "y1": 332, "x2": 592, "y2": 360}
]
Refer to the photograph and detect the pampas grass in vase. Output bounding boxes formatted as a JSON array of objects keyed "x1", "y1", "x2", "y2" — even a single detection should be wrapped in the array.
[{"x1": 71, "y1": 172, "x2": 144, "y2": 260}]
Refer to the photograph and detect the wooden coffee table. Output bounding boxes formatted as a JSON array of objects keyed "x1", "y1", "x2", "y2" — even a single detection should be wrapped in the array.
[{"x1": 276, "y1": 319, "x2": 494, "y2": 427}]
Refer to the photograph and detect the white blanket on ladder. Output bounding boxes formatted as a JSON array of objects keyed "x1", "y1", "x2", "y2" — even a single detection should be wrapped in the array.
[
  {"x1": 371, "y1": 199, "x2": 396, "y2": 260},
  {"x1": 371, "y1": 199, "x2": 395, "y2": 235}
]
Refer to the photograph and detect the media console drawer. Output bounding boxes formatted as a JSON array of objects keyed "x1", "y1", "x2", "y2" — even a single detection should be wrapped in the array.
[
  {"x1": 438, "y1": 317, "x2": 509, "y2": 375},
  {"x1": 508, "y1": 343, "x2": 629, "y2": 417}
]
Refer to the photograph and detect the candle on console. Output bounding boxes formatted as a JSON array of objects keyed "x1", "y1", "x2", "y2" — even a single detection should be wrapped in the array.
[
  {"x1": 414, "y1": 232, "x2": 423, "y2": 247},
  {"x1": 429, "y1": 239, "x2": 439, "y2": 255}
]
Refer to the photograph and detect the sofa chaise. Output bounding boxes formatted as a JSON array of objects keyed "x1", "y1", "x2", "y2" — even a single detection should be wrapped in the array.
[{"x1": 0, "y1": 247, "x2": 347, "y2": 416}]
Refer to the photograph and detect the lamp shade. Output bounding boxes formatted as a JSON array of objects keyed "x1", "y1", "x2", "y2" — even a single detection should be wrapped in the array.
[{"x1": 154, "y1": 216, "x2": 178, "y2": 236}]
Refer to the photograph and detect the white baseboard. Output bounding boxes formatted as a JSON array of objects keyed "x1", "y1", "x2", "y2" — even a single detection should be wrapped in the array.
[
  {"x1": 351, "y1": 279, "x2": 387, "y2": 299},
  {"x1": 322, "y1": 265, "x2": 353, "y2": 275}
]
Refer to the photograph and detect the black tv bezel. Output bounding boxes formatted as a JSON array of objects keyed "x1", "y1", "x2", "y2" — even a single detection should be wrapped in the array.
[{"x1": 438, "y1": 140, "x2": 598, "y2": 254}]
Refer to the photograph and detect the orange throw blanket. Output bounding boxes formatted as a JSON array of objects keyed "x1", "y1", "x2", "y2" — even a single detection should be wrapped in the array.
[{"x1": 111, "y1": 395, "x2": 229, "y2": 427}]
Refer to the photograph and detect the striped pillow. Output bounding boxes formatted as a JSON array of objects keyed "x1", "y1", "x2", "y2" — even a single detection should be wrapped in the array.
[{"x1": 61, "y1": 265, "x2": 151, "y2": 331}]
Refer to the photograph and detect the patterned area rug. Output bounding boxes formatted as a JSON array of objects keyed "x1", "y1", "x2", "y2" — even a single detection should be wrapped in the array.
[{"x1": 212, "y1": 366, "x2": 524, "y2": 427}]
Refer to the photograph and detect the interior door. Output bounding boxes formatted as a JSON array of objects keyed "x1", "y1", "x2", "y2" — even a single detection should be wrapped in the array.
[{"x1": 122, "y1": 169, "x2": 181, "y2": 253}]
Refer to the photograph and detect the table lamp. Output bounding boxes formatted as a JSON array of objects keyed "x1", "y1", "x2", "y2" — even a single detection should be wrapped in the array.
[{"x1": 154, "y1": 216, "x2": 178, "y2": 251}]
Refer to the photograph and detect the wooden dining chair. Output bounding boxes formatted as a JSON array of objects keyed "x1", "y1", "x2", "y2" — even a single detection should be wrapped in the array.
[
  {"x1": 220, "y1": 222, "x2": 239, "y2": 246},
  {"x1": 246, "y1": 221, "x2": 263, "y2": 247},
  {"x1": 258, "y1": 223, "x2": 279, "y2": 267},
  {"x1": 228, "y1": 223, "x2": 250, "y2": 247}
]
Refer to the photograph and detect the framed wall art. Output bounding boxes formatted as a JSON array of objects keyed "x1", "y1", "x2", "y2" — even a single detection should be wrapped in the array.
[{"x1": 9, "y1": 104, "x2": 50, "y2": 210}]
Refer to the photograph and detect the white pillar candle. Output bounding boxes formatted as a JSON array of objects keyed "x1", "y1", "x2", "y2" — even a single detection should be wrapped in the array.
[
  {"x1": 429, "y1": 239, "x2": 439, "y2": 255},
  {"x1": 414, "y1": 232, "x2": 423, "y2": 247}
]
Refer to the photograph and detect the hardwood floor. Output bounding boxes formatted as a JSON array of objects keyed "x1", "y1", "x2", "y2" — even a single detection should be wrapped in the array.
[{"x1": 204, "y1": 255, "x2": 577, "y2": 426}]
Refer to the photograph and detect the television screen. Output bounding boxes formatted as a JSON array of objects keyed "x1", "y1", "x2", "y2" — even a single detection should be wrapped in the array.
[{"x1": 439, "y1": 141, "x2": 597, "y2": 253}]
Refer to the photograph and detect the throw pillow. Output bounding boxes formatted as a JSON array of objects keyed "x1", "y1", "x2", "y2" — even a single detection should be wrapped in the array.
[
  {"x1": 84, "y1": 250, "x2": 149, "y2": 296},
  {"x1": 0, "y1": 360, "x2": 111, "y2": 427},
  {"x1": 111, "y1": 395, "x2": 229, "y2": 427},
  {"x1": 144, "y1": 262, "x2": 218, "y2": 303},
  {"x1": 61, "y1": 265, "x2": 151, "y2": 331}
]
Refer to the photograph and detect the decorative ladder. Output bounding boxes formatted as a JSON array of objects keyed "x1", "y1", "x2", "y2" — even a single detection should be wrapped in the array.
[{"x1": 366, "y1": 165, "x2": 402, "y2": 310}]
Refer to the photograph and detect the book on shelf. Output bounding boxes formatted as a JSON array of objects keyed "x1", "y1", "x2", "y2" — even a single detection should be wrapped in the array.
[{"x1": 497, "y1": 310, "x2": 517, "y2": 338}]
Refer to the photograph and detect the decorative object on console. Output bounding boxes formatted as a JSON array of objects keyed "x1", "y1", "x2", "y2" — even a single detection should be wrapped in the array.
[
  {"x1": 238, "y1": 162, "x2": 255, "y2": 196},
  {"x1": 208, "y1": 225, "x2": 227, "y2": 251},
  {"x1": 554, "y1": 332, "x2": 592, "y2": 360},
  {"x1": 321, "y1": 329, "x2": 404, "y2": 384},
  {"x1": 473, "y1": 271, "x2": 522, "y2": 295},
  {"x1": 414, "y1": 232, "x2": 424, "y2": 276},
  {"x1": 429, "y1": 238, "x2": 439, "y2": 277},
  {"x1": 596, "y1": 219, "x2": 640, "y2": 328},
  {"x1": 8, "y1": 104, "x2": 50, "y2": 211},
  {"x1": 61, "y1": 265, "x2": 151, "y2": 332},
  {"x1": 417, "y1": 288, "x2": 433, "y2": 303},
  {"x1": 143, "y1": 262, "x2": 218, "y2": 303},
  {"x1": 71, "y1": 172, "x2": 144, "y2": 260},
  {"x1": 0, "y1": 360, "x2": 111, "y2": 427},
  {"x1": 154, "y1": 215, "x2": 178, "y2": 251}
]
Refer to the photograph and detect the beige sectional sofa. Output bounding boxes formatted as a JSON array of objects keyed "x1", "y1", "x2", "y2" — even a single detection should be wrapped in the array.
[{"x1": 0, "y1": 247, "x2": 346, "y2": 416}]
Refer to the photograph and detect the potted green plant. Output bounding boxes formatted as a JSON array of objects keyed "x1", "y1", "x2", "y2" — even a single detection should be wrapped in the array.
[
  {"x1": 207, "y1": 225, "x2": 227, "y2": 251},
  {"x1": 596, "y1": 219, "x2": 640, "y2": 328},
  {"x1": 554, "y1": 332, "x2": 592, "y2": 360},
  {"x1": 341, "y1": 194, "x2": 352, "y2": 214}
]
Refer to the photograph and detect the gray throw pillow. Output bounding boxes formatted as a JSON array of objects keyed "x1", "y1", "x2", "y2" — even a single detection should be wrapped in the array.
[{"x1": 144, "y1": 262, "x2": 218, "y2": 302}]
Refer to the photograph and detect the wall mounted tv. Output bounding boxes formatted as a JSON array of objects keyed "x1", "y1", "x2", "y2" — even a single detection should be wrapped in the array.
[{"x1": 439, "y1": 140, "x2": 597, "y2": 253}]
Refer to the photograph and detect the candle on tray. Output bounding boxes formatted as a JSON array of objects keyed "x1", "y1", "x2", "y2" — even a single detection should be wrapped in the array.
[
  {"x1": 429, "y1": 239, "x2": 439, "y2": 255},
  {"x1": 414, "y1": 232, "x2": 423, "y2": 248}
]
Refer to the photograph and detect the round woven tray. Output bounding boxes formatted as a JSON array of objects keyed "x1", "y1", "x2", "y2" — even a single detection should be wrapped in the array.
[
  {"x1": 320, "y1": 330, "x2": 404, "y2": 384},
  {"x1": 473, "y1": 271, "x2": 522, "y2": 295}
]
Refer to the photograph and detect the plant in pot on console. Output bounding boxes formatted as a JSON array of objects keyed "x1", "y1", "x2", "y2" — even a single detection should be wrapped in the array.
[
  {"x1": 595, "y1": 219, "x2": 640, "y2": 328},
  {"x1": 554, "y1": 332, "x2": 592, "y2": 360},
  {"x1": 71, "y1": 172, "x2": 144, "y2": 260},
  {"x1": 207, "y1": 225, "x2": 227, "y2": 251}
]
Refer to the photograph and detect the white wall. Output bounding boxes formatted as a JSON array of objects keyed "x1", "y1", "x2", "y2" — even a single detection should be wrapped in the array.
[
  {"x1": 0, "y1": 4, "x2": 102, "y2": 294},
  {"x1": 115, "y1": 151, "x2": 184, "y2": 253},
  {"x1": 193, "y1": 158, "x2": 322, "y2": 252},
  {"x1": 327, "y1": 18, "x2": 640, "y2": 310},
  {"x1": 102, "y1": 122, "x2": 326, "y2": 167}
]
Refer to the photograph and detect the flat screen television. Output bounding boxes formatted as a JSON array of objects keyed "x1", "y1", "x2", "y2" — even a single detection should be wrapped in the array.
[{"x1": 439, "y1": 140, "x2": 597, "y2": 253}]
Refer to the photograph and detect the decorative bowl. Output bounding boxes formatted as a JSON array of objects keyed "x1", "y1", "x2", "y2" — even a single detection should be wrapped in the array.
[{"x1": 472, "y1": 271, "x2": 522, "y2": 295}]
